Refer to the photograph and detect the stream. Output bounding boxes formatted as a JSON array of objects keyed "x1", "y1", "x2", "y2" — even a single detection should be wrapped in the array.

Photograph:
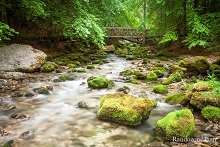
[{"x1": 0, "y1": 54, "x2": 180, "y2": 147}]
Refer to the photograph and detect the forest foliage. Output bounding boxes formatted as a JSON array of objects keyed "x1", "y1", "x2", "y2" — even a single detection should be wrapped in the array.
[{"x1": 0, "y1": 0, "x2": 219, "y2": 49}]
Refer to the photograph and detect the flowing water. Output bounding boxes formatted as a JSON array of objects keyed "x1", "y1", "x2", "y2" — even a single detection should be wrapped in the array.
[{"x1": 0, "y1": 54, "x2": 180, "y2": 147}]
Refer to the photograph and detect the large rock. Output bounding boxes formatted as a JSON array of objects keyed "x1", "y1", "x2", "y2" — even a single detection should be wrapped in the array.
[
  {"x1": 156, "y1": 109, "x2": 195, "y2": 139},
  {"x1": 186, "y1": 81, "x2": 220, "y2": 109},
  {"x1": 0, "y1": 44, "x2": 47, "y2": 72},
  {"x1": 179, "y1": 56, "x2": 210, "y2": 74},
  {"x1": 98, "y1": 93, "x2": 157, "y2": 125}
]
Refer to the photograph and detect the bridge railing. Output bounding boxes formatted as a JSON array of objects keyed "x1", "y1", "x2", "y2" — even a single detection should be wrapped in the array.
[{"x1": 104, "y1": 27, "x2": 143, "y2": 38}]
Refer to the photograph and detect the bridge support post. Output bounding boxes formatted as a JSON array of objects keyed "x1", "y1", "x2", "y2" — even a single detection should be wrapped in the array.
[{"x1": 142, "y1": 0, "x2": 147, "y2": 46}]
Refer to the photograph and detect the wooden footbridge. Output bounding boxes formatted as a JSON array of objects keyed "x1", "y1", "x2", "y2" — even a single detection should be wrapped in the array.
[{"x1": 104, "y1": 27, "x2": 149, "y2": 45}]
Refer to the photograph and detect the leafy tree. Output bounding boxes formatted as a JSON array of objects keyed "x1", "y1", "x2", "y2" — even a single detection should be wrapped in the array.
[{"x1": 0, "y1": 22, "x2": 18, "y2": 42}]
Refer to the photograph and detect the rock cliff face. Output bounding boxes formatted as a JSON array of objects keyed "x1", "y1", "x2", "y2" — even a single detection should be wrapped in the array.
[{"x1": 0, "y1": 44, "x2": 47, "y2": 72}]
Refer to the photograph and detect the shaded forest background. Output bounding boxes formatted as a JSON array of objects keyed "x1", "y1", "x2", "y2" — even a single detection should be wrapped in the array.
[{"x1": 0, "y1": 0, "x2": 220, "y2": 51}]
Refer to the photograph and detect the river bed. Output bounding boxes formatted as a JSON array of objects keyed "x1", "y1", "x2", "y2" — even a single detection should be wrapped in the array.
[{"x1": 1, "y1": 54, "x2": 181, "y2": 147}]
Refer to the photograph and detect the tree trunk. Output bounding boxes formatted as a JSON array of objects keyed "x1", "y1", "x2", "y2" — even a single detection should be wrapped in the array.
[{"x1": 183, "y1": 0, "x2": 187, "y2": 36}]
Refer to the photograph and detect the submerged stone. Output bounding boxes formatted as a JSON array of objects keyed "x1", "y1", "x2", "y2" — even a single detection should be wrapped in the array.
[
  {"x1": 134, "y1": 71, "x2": 146, "y2": 80},
  {"x1": 156, "y1": 109, "x2": 195, "y2": 139},
  {"x1": 57, "y1": 74, "x2": 75, "y2": 82},
  {"x1": 87, "y1": 64, "x2": 95, "y2": 69},
  {"x1": 116, "y1": 86, "x2": 130, "y2": 94},
  {"x1": 98, "y1": 93, "x2": 156, "y2": 125},
  {"x1": 120, "y1": 69, "x2": 133, "y2": 77},
  {"x1": 33, "y1": 86, "x2": 50, "y2": 95}
]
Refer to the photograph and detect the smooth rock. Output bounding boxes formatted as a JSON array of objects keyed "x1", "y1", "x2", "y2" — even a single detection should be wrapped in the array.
[{"x1": 0, "y1": 44, "x2": 47, "y2": 72}]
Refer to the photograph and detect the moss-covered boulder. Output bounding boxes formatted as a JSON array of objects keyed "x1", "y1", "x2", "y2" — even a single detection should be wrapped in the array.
[
  {"x1": 146, "y1": 73, "x2": 158, "y2": 80},
  {"x1": 153, "y1": 85, "x2": 168, "y2": 94},
  {"x1": 87, "y1": 64, "x2": 95, "y2": 69},
  {"x1": 186, "y1": 80, "x2": 220, "y2": 109},
  {"x1": 76, "y1": 68, "x2": 86, "y2": 73},
  {"x1": 120, "y1": 69, "x2": 133, "y2": 77},
  {"x1": 134, "y1": 71, "x2": 146, "y2": 80},
  {"x1": 40, "y1": 62, "x2": 58, "y2": 72},
  {"x1": 114, "y1": 48, "x2": 129, "y2": 57},
  {"x1": 165, "y1": 93, "x2": 188, "y2": 105},
  {"x1": 192, "y1": 81, "x2": 210, "y2": 91},
  {"x1": 179, "y1": 56, "x2": 210, "y2": 74},
  {"x1": 57, "y1": 74, "x2": 75, "y2": 82},
  {"x1": 67, "y1": 64, "x2": 77, "y2": 68},
  {"x1": 129, "y1": 78, "x2": 140, "y2": 84},
  {"x1": 126, "y1": 55, "x2": 137, "y2": 60},
  {"x1": 201, "y1": 106, "x2": 220, "y2": 122},
  {"x1": 87, "y1": 77, "x2": 115, "y2": 89},
  {"x1": 162, "y1": 71, "x2": 182, "y2": 85},
  {"x1": 142, "y1": 58, "x2": 149, "y2": 64},
  {"x1": 93, "y1": 59, "x2": 102, "y2": 64},
  {"x1": 170, "y1": 65, "x2": 187, "y2": 74},
  {"x1": 98, "y1": 93, "x2": 157, "y2": 125},
  {"x1": 33, "y1": 86, "x2": 51, "y2": 94},
  {"x1": 150, "y1": 66, "x2": 167, "y2": 78},
  {"x1": 156, "y1": 109, "x2": 195, "y2": 139}
]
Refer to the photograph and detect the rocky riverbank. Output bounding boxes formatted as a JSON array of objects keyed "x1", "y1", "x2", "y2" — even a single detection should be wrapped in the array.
[{"x1": 0, "y1": 41, "x2": 219, "y2": 146}]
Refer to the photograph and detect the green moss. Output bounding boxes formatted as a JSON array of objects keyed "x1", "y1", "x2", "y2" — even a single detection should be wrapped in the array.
[
  {"x1": 170, "y1": 65, "x2": 187, "y2": 73},
  {"x1": 165, "y1": 93, "x2": 188, "y2": 105},
  {"x1": 33, "y1": 86, "x2": 49, "y2": 94},
  {"x1": 93, "y1": 60, "x2": 102, "y2": 64},
  {"x1": 120, "y1": 69, "x2": 133, "y2": 76},
  {"x1": 126, "y1": 55, "x2": 137, "y2": 60},
  {"x1": 146, "y1": 73, "x2": 158, "y2": 80},
  {"x1": 192, "y1": 81, "x2": 211, "y2": 91},
  {"x1": 162, "y1": 71, "x2": 182, "y2": 85},
  {"x1": 153, "y1": 85, "x2": 168, "y2": 94},
  {"x1": 179, "y1": 56, "x2": 210, "y2": 74},
  {"x1": 129, "y1": 78, "x2": 140, "y2": 84},
  {"x1": 209, "y1": 64, "x2": 220, "y2": 78},
  {"x1": 67, "y1": 68, "x2": 77, "y2": 73},
  {"x1": 134, "y1": 71, "x2": 146, "y2": 80},
  {"x1": 150, "y1": 66, "x2": 167, "y2": 78},
  {"x1": 87, "y1": 64, "x2": 95, "y2": 69},
  {"x1": 114, "y1": 48, "x2": 129, "y2": 57},
  {"x1": 156, "y1": 109, "x2": 195, "y2": 139},
  {"x1": 87, "y1": 77, "x2": 115, "y2": 89},
  {"x1": 201, "y1": 106, "x2": 220, "y2": 121},
  {"x1": 76, "y1": 68, "x2": 86, "y2": 73},
  {"x1": 186, "y1": 80, "x2": 220, "y2": 109},
  {"x1": 58, "y1": 74, "x2": 75, "y2": 81},
  {"x1": 142, "y1": 58, "x2": 149, "y2": 64},
  {"x1": 74, "y1": 61, "x2": 81, "y2": 66},
  {"x1": 189, "y1": 92, "x2": 220, "y2": 109},
  {"x1": 2, "y1": 140, "x2": 14, "y2": 147},
  {"x1": 116, "y1": 86, "x2": 130, "y2": 93},
  {"x1": 67, "y1": 64, "x2": 77, "y2": 68},
  {"x1": 98, "y1": 93, "x2": 156, "y2": 125},
  {"x1": 40, "y1": 62, "x2": 58, "y2": 73}
]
